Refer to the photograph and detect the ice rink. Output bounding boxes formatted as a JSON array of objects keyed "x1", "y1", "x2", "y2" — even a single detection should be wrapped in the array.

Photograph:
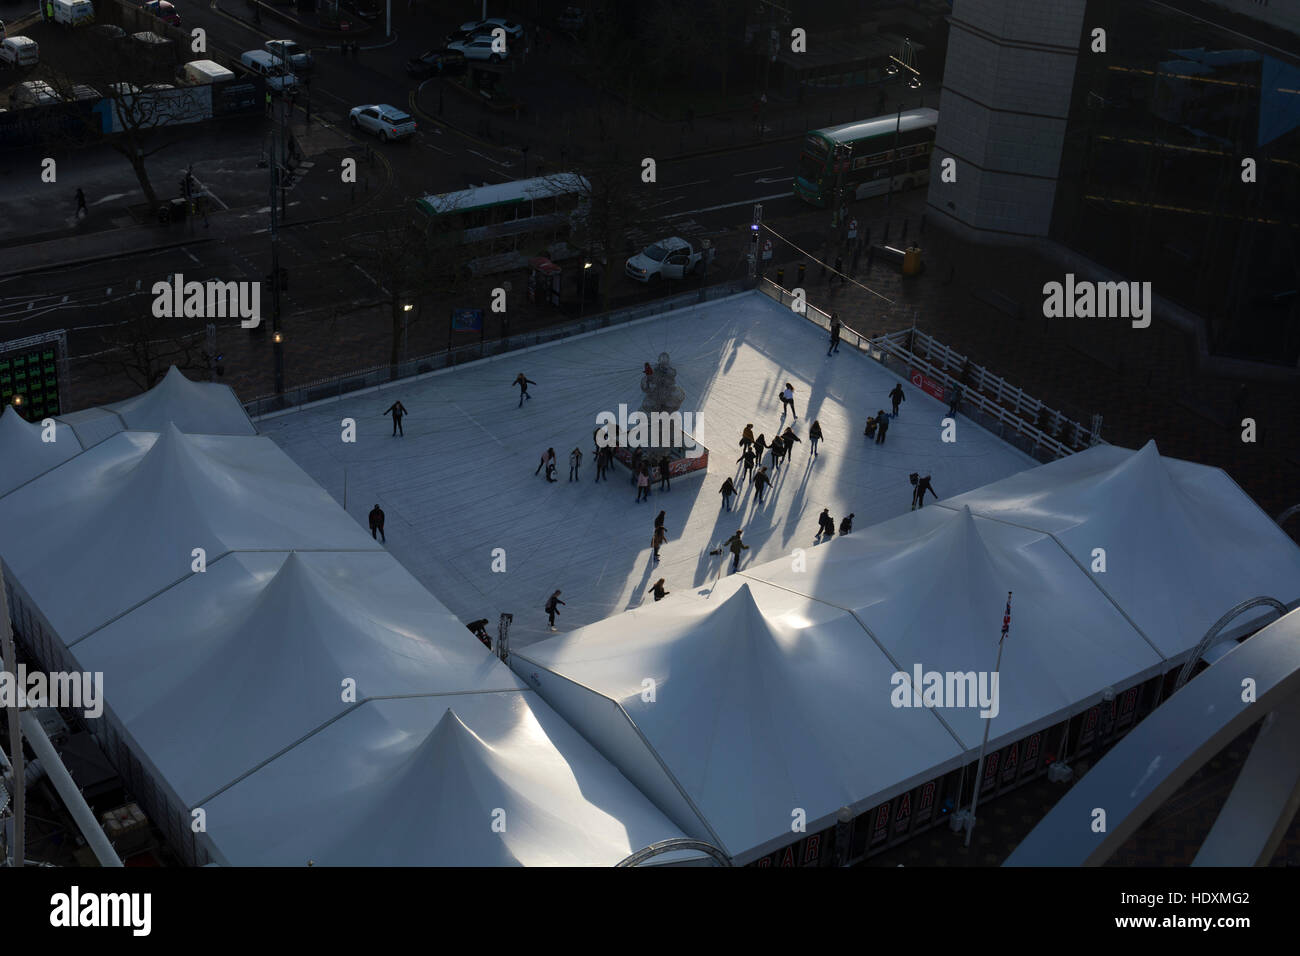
[{"x1": 258, "y1": 291, "x2": 1039, "y2": 647}]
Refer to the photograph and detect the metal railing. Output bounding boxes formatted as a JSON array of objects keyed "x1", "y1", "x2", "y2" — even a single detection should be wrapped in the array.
[
  {"x1": 756, "y1": 278, "x2": 1101, "y2": 463},
  {"x1": 244, "y1": 280, "x2": 751, "y2": 419}
]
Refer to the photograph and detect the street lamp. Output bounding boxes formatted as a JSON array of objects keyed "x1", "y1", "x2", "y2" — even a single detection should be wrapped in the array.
[
  {"x1": 578, "y1": 261, "x2": 592, "y2": 318},
  {"x1": 884, "y1": 39, "x2": 921, "y2": 210},
  {"x1": 402, "y1": 303, "x2": 414, "y2": 362}
]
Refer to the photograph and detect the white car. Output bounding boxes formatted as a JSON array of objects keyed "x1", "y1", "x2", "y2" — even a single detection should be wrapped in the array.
[
  {"x1": 447, "y1": 35, "x2": 508, "y2": 62},
  {"x1": 458, "y1": 17, "x2": 524, "y2": 41},
  {"x1": 349, "y1": 104, "x2": 416, "y2": 142}
]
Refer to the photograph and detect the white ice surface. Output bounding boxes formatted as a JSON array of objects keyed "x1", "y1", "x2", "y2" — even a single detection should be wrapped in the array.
[{"x1": 258, "y1": 291, "x2": 1038, "y2": 647}]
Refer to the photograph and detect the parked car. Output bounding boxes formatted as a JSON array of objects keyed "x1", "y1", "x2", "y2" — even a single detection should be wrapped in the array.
[
  {"x1": 10, "y1": 80, "x2": 60, "y2": 108},
  {"x1": 444, "y1": 24, "x2": 491, "y2": 45},
  {"x1": 264, "y1": 39, "x2": 313, "y2": 75},
  {"x1": 625, "y1": 236, "x2": 714, "y2": 282},
  {"x1": 0, "y1": 36, "x2": 38, "y2": 68},
  {"x1": 447, "y1": 36, "x2": 508, "y2": 63},
  {"x1": 143, "y1": 0, "x2": 180, "y2": 26},
  {"x1": 349, "y1": 103, "x2": 416, "y2": 142},
  {"x1": 405, "y1": 47, "x2": 466, "y2": 78},
  {"x1": 458, "y1": 17, "x2": 524, "y2": 41}
]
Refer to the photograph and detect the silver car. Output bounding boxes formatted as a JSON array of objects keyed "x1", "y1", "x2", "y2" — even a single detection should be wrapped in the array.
[{"x1": 349, "y1": 104, "x2": 416, "y2": 142}]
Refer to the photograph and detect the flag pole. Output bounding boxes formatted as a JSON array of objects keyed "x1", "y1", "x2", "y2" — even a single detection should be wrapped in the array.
[{"x1": 964, "y1": 591, "x2": 1011, "y2": 849}]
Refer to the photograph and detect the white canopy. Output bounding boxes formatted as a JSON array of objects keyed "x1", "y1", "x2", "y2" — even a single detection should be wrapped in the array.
[
  {"x1": 107, "y1": 366, "x2": 256, "y2": 436},
  {"x1": 0, "y1": 405, "x2": 79, "y2": 497}
]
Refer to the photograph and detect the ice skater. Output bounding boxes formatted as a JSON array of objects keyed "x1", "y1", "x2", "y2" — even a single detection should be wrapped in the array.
[
  {"x1": 569, "y1": 447, "x2": 582, "y2": 481},
  {"x1": 513, "y1": 373, "x2": 536, "y2": 407},
  {"x1": 736, "y1": 446, "x2": 756, "y2": 483},
  {"x1": 544, "y1": 590, "x2": 565, "y2": 630},
  {"x1": 780, "y1": 425, "x2": 801, "y2": 459},
  {"x1": 739, "y1": 423, "x2": 755, "y2": 453},
  {"x1": 652, "y1": 524, "x2": 667, "y2": 563},
  {"x1": 724, "y1": 529, "x2": 749, "y2": 572},
  {"x1": 839, "y1": 513, "x2": 854, "y2": 535},
  {"x1": 912, "y1": 474, "x2": 936, "y2": 510},
  {"x1": 635, "y1": 465, "x2": 651, "y2": 502},
  {"x1": 769, "y1": 434, "x2": 785, "y2": 472},
  {"x1": 384, "y1": 399, "x2": 408, "y2": 436},
  {"x1": 828, "y1": 314, "x2": 841, "y2": 355},
  {"x1": 779, "y1": 382, "x2": 798, "y2": 419},
  {"x1": 654, "y1": 509, "x2": 666, "y2": 535},
  {"x1": 368, "y1": 504, "x2": 385, "y2": 542},
  {"x1": 753, "y1": 432, "x2": 768, "y2": 461},
  {"x1": 595, "y1": 445, "x2": 611, "y2": 482},
  {"x1": 648, "y1": 578, "x2": 670, "y2": 602},
  {"x1": 809, "y1": 420, "x2": 823, "y2": 456},
  {"x1": 815, "y1": 508, "x2": 835, "y2": 541},
  {"x1": 889, "y1": 383, "x2": 905, "y2": 418},
  {"x1": 545, "y1": 456, "x2": 558, "y2": 482},
  {"x1": 719, "y1": 476, "x2": 736, "y2": 511},
  {"x1": 864, "y1": 414, "x2": 878, "y2": 440},
  {"x1": 875, "y1": 410, "x2": 890, "y2": 445},
  {"x1": 753, "y1": 466, "x2": 772, "y2": 504},
  {"x1": 535, "y1": 447, "x2": 556, "y2": 476},
  {"x1": 947, "y1": 384, "x2": 963, "y2": 418},
  {"x1": 658, "y1": 455, "x2": 671, "y2": 491}
]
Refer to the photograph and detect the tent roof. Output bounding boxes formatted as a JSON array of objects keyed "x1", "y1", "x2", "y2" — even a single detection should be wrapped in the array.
[
  {"x1": 53, "y1": 406, "x2": 125, "y2": 450},
  {"x1": 107, "y1": 366, "x2": 255, "y2": 436},
  {"x1": 203, "y1": 693, "x2": 699, "y2": 866},
  {"x1": 0, "y1": 405, "x2": 80, "y2": 497}
]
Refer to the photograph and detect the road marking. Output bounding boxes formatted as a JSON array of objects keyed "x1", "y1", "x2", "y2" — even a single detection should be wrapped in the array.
[
  {"x1": 183, "y1": 248, "x2": 200, "y2": 264},
  {"x1": 755, "y1": 176, "x2": 789, "y2": 184},
  {"x1": 674, "y1": 192, "x2": 792, "y2": 216},
  {"x1": 674, "y1": 179, "x2": 710, "y2": 188},
  {"x1": 733, "y1": 165, "x2": 782, "y2": 177},
  {"x1": 468, "y1": 148, "x2": 512, "y2": 168},
  {"x1": 649, "y1": 195, "x2": 685, "y2": 207},
  {"x1": 423, "y1": 142, "x2": 452, "y2": 155}
]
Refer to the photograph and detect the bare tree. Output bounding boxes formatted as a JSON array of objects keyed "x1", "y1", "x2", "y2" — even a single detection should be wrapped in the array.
[{"x1": 93, "y1": 306, "x2": 207, "y2": 392}]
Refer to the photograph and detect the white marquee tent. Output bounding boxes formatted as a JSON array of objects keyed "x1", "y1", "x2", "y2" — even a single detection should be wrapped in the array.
[
  {"x1": 0, "y1": 405, "x2": 80, "y2": 497},
  {"x1": 106, "y1": 365, "x2": 256, "y2": 437}
]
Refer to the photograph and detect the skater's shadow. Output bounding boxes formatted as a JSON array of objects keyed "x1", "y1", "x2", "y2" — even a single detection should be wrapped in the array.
[
  {"x1": 627, "y1": 548, "x2": 658, "y2": 610},
  {"x1": 780, "y1": 458, "x2": 817, "y2": 548},
  {"x1": 693, "y1": 490, "x2": 746, "y2": 587}
]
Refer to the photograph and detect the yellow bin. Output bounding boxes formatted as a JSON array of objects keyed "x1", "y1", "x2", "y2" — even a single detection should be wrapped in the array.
[{"x1": 903, "y1": 245, "x2": 922, "y2": 276}]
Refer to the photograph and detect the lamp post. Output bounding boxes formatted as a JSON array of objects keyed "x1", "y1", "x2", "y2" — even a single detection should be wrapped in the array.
[
  {"x1": 578, "y1": 261, "x2": 592, "y2": 318},
  {"x1": 884, "y1": 39, "x2": 921, "y2": 211},
  {"x1": 402, "y1": 303, "x2": 414, "y2": 363}
]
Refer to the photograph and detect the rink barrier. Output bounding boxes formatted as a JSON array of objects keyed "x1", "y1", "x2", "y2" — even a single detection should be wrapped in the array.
[
  {"x1": 755, "y1": 278, "x2": 1101, "y2": 463},
  {"x1": 243, "y1": 281, "x2": 751, "y2": 419}
]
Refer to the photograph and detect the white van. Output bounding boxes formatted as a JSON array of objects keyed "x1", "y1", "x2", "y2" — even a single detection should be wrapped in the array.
[
  {"x1": 183, "y1": 59, "x2": 235, "y2": 85},
  {"x1": 11, "y1": 80, "x2": 60, "y2": 108},
  {"x1": 53, "y1": 0, "x2": 95, "y2": 27},
  {"x1": 239, "y1": 49, "x2": 298, "y2": 92},
  {"x1": 0, "y1": 36, "x2": 39, "y2": 68}
]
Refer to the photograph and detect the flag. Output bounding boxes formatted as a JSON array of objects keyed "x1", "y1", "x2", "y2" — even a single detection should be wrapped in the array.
[{"x1": 1000, "y1": 591, "x2": 1012, "y2": 642}]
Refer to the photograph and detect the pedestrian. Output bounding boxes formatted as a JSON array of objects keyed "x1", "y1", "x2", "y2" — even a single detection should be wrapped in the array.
[
  {"x1": 724, "y1": 529, "x2": 749, "y2": 572},
  {"x1": 75, "y1": 188, "x2": 87, "y2": 218},
  {"x1": 736, "y1": 446, "x2": 756, "y2": 482},
  {"x1": 753, "y1": 466, "x2": 771, "y2": 504},
  {"x1": 809, "y1": 420, "x2": 823, "y2": 456},
  {"x1": 513, "y1": 373, "x2": 536, "y2": 407},
  {"x1": 889, "y1": 383, "x2": 905, "y2": 418},
  {"x1": 739, "y1": 423, "x2": 755, "y2": 452},
  {"x1": 652, "y1": 524, "x2": 667, "y2": 562},
  {"x1": 839, "y1": 513, "x2": 854, "y2": 535},
  {"x1": 913, "y1": 474, "x2": 937, "y2": 510},
  {"x1": 769, "y1": 434, "x2": 784, "y2": 472},
  {"x1": 658, "y1": 455, "x2": 671, "y2": 491},
  {"x1": 630, "y1": 447, "x2": 644, "y2": 485},
  {"x1": 569, "y1": 447, "x2": 582, "y2": 481},
  {"x1": 753, "y1": 432, "x2": 767, "y2": 460},
  {"x1": 535, "y1": 447, "x2": 555, "y2": 476},
  {"x1": 648, "y1": 578, "x2": 670, "y2": 602},
  {"x1": 265, "y1": 89, "x2": 273, "y2": 115},
  {"x1": 947, "y1": 384, "x2": 963, "y2": 418},
  {"x1": 384, "y1": 399, "x2": 408, "y2": 436},
  {"x1": 544, "y1": 590, "x2": 564, "y2": 631},
  {"x1": 719, "y1": 476, "x2": 736, "y2": 511},
  {"x1": 828, "y1": 314, "x2": 841, "y2": 355},
  {"x1": 636, "y1": 466, "x2": 650, "y2": 502},
  {"x1": 466, "y1": 619, "x2": 492, "y2": 649},
  {"x1": 875, "y1": 410, "x2": 890, "y2": 444},
  {"x1": 779, "y1": 382, "x2": 798, "y2": 419},
  {"x1": 368, "y1": 504, "x2": 385, "y2": 542},
  {"x1": 781, "y1": 425, "x2": 801, "y2": 459}
]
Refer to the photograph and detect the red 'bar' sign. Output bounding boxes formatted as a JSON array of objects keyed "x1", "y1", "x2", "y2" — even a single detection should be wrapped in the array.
[{"x1": 910, "y1": 368, "x2": 945, "y2": 400}]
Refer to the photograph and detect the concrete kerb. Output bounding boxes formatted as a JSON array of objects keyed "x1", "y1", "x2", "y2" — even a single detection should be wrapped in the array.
[{"x1": 249, "y1": 285, "x2": 754, "y2": 423}]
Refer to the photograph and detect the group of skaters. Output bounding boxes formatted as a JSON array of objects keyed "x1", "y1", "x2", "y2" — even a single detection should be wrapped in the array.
[{"x1": 814, "y1": 508, "x2": 854, "y2": 542}]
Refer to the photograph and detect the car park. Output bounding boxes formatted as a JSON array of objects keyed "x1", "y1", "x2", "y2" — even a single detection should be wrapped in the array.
[
  {"x1": 349, "y1": 104, "x2": 416, "y2": 142},
  {"x1": 405, "y1": 47, "x2": 466, "y2": 78},
  {"x1": 447, "y1": 36, "x2": 508, "y2": 62}
]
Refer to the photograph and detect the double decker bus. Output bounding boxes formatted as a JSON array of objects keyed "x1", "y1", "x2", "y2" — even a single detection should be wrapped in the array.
[{"x1": 793, "y1": 107, "x2": 938, "y2": 207}]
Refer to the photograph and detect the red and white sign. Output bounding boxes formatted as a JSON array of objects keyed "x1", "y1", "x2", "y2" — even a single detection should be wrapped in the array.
[{"x1": 909, "y1": 369, "x2": 945, "y2": 400}]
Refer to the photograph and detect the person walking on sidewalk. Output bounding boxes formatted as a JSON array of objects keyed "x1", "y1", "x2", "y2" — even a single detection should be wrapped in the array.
[
  {"x1": 912, "y1": 474, "x2": 937, "y2": 510},
  {"x1": 368, "y1": 504, "x2": 385, "y2": 542},
  {"x1": 652, "y1": 524, "x2": 667, "y2": 563},
  {"x1": 947, "y1": 384, "x2": 963, "y2": 418},
  {"x1": 658, "y1": 455, "x2": 672, "y2": 492},
  {"x1": 384, "y1": 400, "x2": 408, "y2": 436},
  {"x1": 648, "y1": 578, "x2": 670, "y2": 602},
  {"x1": 736, "y1": 446, "x2": 756, "y2": 483},
  {"x1": 839, "y1": 513, "x2": 854, "y2": 535},
  {"x1": 828, "y1": 314, "x2": 841, "y2": 355},
  {"x1": 875, "y1": 410, "x2": 890, "y2": 445},
  {"x1": 781, "y1": 425, "x2": 802, "y2": 460},
  {"x1": 569, "y1": 447, "x2": 582, "y2": 481},
  {"x1": 635, "y1": 466, "x2": 651, "y2": 502},
  {"x1": 535, "y1": 447, "x2": 555, "y2": 477},
  {"x1": 724, "y1": 529, "x2": 749, "y2": 572},
  {"x1": 779, "y1": 382, "x2": 798, "y2": 419},
  {"x1": 739, "y1": 423, "x2": 755, "y2": 453},
  {"x1": 513, "y1": 373, "x2": 536, "y2": 407},
  {"x1": 75, "y1": 188, "x2": 88, "y2": 218},
  {"x1": 889, "y1": 383, "x2": 905, "y2": 418},
  {"x1": 719, "y1": 476, "x2": 736, "y2": 511},
  {"x1": 544, "y1": 590, "x2": 565, "y2": 631},
  {"x1": 809, "y1": 420, "x2": 823, "y2": 456},
  {"x1": 753, "y1": 465, "x2": 772, "y2": 504}
]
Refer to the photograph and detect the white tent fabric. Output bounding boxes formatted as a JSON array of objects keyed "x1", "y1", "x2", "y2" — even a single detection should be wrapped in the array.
[
  {"x1": 53, "y1": 406, "x2": 126, "y2": 450},
  {"x1": 0, "y1": 405, "x2": 80, "y2": 497},
  {"x1": 939, "y1": 441, "x2": 1300, "y2": 657},
  {"x1": 202, "y1": 692, "x2": 698, "y2": 866},
  {"x1": 107, "y1": 365, "x2": 256, "y2": 436},
  {"x1": 0, "y1": 424, "x2": 379, "y2": 642},
  {"x1": 514, "y1": 578, "x2": 968, "y2": 862},
  {"x1": 73, "y1": 550, "x2": 527, "y2": 806}
]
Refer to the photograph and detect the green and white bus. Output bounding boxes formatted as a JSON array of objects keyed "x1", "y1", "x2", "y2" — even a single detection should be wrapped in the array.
[{"x1": 793, "y1": 107, "x2": 939, "y2": 207}]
